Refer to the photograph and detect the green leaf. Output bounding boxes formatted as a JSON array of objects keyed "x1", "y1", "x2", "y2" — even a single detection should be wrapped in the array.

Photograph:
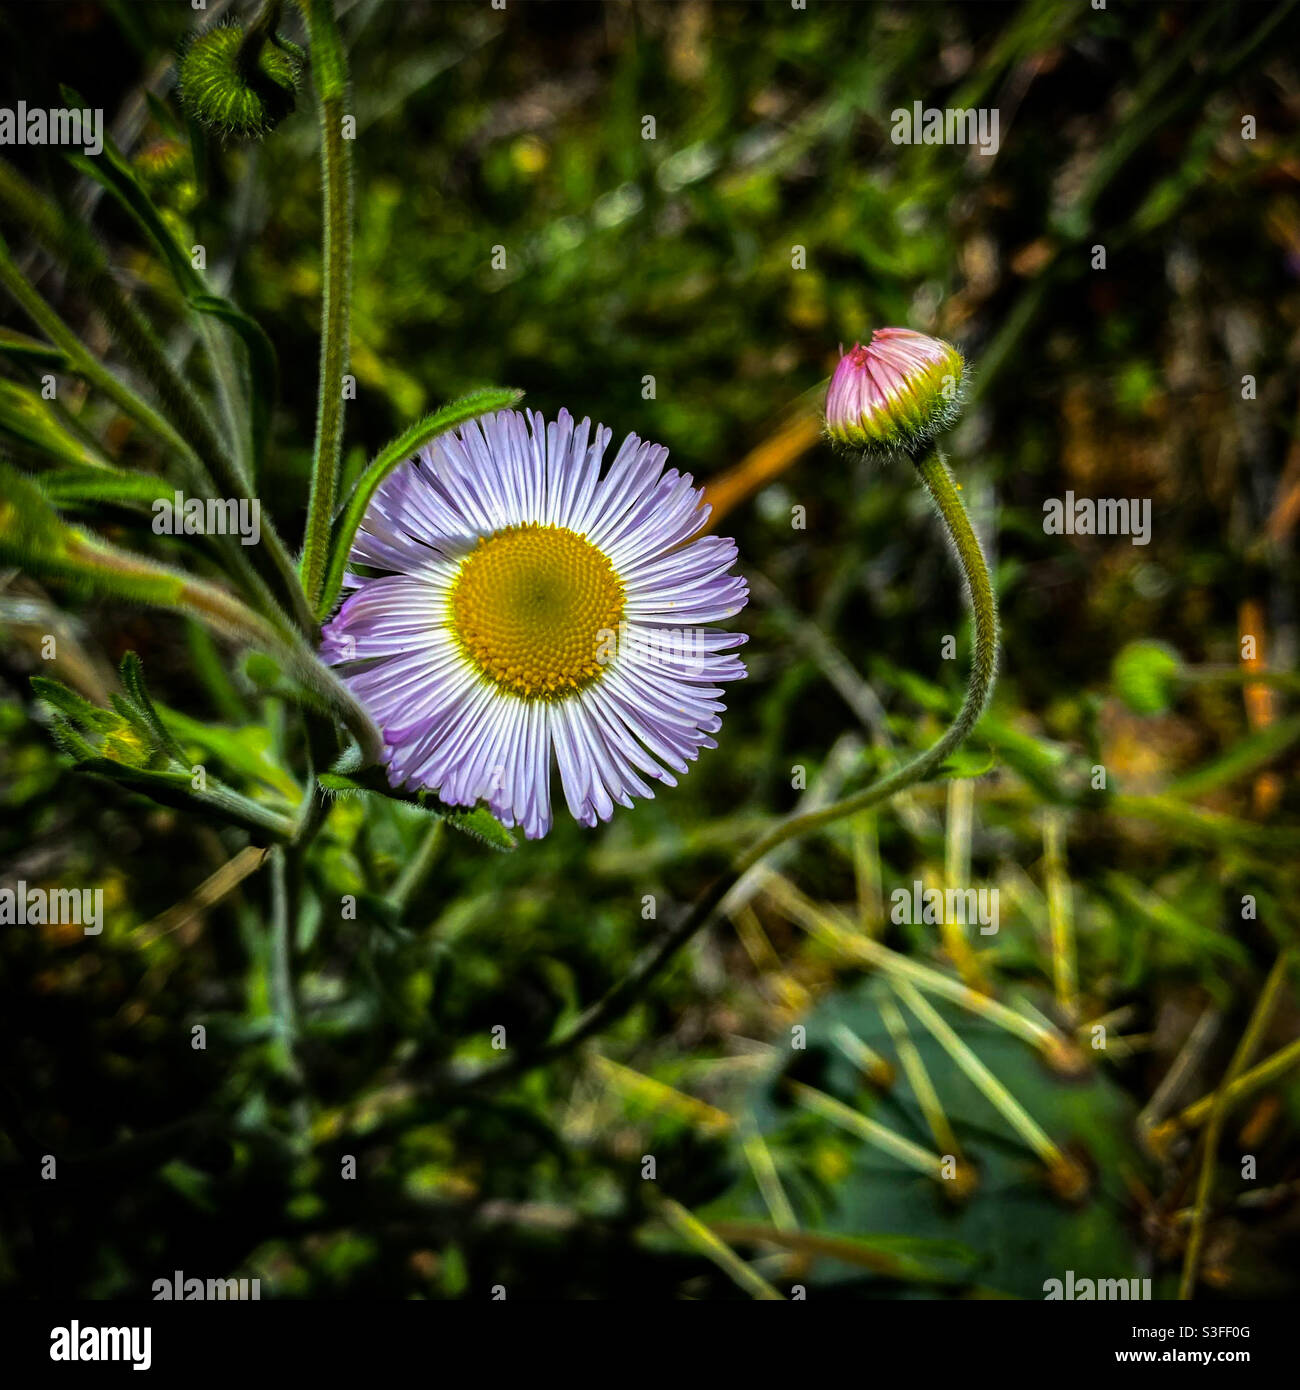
[
  {"x1": 118, "y1": 651, "x2": 190, "y2": 763},
  {"x1": 936, "y1": 743, "x2": 996, "y2": 779},
  {"x1": 32, "y1": 656, "x2": 298, "y2": 837},
  {"x1": 0, "y1": 326, "x2": 67, "y2": 369},
  {"x1": 39, "y1": 467, "x2": 174, "y2": 512},
  {"x1": 158, "y1": 705, "x2": 301, "y2": 801},
  {"x1": 64, "y1": 150, "x2": 200, "y2": 297},
  {"x1": 317, "y1": 386, "x2": 524, "y2": 619},
  {"x1": 0, "y1": 379, "x2": 106, "y2": 469},
  {"x1": 1112, "y1": 640, "x2": 1182, "y2": 716},
  {"x1": 143, "y1": 90, "x2": 182, "y2": 140},
  {"x1": 1167, "y1": 716, "x2": 1300, "y2": 800},
  {"x1": 61, "y1": 85, "x2": 199, "y2": 295},
  {"x1": 318, "y1": 767, "x2": 517, "y2": 851},
  {"x1": 46, "y1": 711, "x2": 102, "y2": 763},
  {"x1": 187, "y1": 294, "x2": 278, "y2": 477},
  {"x1": 62, "y1": 100, "x2": 277, "y2": 480},
  {"x1": 30, "y1": 675, "x2": 120, "y2": 733},
  {"x1": 0, "y1": 459, "x2": 278, "y2": 647}
]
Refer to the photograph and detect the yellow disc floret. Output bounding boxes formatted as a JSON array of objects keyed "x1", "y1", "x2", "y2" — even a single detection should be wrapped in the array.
[{"x1": 449, "y1": 523, "x2": 625, "y2": 698}]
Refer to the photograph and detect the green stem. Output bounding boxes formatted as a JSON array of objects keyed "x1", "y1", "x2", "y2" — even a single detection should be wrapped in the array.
[
  {"x1": 297, "y1": 0, "x2": 353, "y2": 611},
  {"x1": 268, "y1": 845, "x2": 304, "y2": 1083},
  {"x1": 452, "y1": 444, "x2": 1000, "y2": 1089},
  {"x1": 391, "y1": 821, "x2": 444, "y2": 915},
  {"x1": 752, "y1": 448, "x2": 998, "y2": 850}
]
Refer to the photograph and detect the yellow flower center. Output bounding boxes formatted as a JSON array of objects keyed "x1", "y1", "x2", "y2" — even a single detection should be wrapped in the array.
[{"x1": 449, "y1": 523, "x2": 625, "y2": 699}]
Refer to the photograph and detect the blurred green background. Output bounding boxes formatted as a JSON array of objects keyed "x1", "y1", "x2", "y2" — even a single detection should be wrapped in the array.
[{"x1": 2, "y1": 0, "x2": 1299, "y2": 1300}]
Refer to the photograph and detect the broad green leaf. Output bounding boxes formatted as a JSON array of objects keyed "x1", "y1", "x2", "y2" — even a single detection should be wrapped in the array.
[
  {"x1": 317, "y1": 386, "x2": 524, "y2": 620},
  {"x1": 712, "y1": 976, "x2": 1155, "y2": 1297},
  {"x1": 159, "y1": 705, "x2": 301, "y2": 802}
]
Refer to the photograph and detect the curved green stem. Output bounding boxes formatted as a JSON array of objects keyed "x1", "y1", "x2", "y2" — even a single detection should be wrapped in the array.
[
  {"x1": 742, "y1": 448, "x2": 998, "y2": 857},
  {"x1": 451, "y1": 444, "x2": 1000, "y2": 1089}
]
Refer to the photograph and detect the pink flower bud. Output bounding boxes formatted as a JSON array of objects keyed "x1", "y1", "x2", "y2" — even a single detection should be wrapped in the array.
[{"x1": 825, "y1": 328, "x2": 965, "y2": 456}]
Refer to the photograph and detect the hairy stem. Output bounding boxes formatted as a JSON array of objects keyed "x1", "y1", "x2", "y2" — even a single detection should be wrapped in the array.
[{"x1": 297, "y1": 0, "x2": 353, "y2": 611}]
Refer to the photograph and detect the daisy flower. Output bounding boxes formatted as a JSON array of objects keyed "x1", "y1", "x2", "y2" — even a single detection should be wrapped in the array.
[{"x1": 320, "y1": 408, "x2": 748, "y2": 840}]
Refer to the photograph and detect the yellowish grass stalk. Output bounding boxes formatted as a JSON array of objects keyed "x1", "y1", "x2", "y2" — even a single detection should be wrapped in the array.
[
  {"x1": 876, "y1": 996, "x2": 962, "y2": 1158},
  {"x1": 1179, "y1": 950, "x2": 1296, "y2": 1299},
  {"x1": 652, "y1": 1194, "x2": 786, "y2": 1300},
  {"x1": 787, "y1": 1079, "x2": 946, "y2": 1179},
  {"x1": 829, "y1": 1021, "x2": 895, "y2": 1089},
  {"x1": 892, "y1": 977, "x2": 1083, "y2": 1195},
  {"x1": 761, "y1": 870, "x2": 1066, "y2": 1057},
  {"x1": 739, "y1": 1112, "x2": 798, "y2": 1232},
  {"x1": 592, "y1": 1056, "x2": 732, "y2": 1136},
  {"x1": 943, "y1": 779, "x2": 988, "y2": 989},
  {"x1": 1043, "y1": 811, "x2": 1078, "y2": 1022},
  {"x1": 850, "y1": 810, "x2": 883, "y2": 933}
]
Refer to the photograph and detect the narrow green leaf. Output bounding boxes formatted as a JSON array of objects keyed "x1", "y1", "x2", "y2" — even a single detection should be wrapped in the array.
[
  {"x1": 46, "y1": 711, "x2": 102, "y2": 762},
  {"x1": 1167, "y1": 716, "x2": 1300, "y2": 800},
  {"x1": 317, "y1": 386, "x2": 523, "y2": 619},
  {"x1": 61, "y1": 85, "x2": 198, "y2": 290},
  {"x1": 0, "y1": 459, "x2": 273, "y2": 644},
  {"x1": 39, "y1": 467, "x2": 174, "y2": 512},
  {"x1": 143, "y1": 90, "x2": 182, "y2": 139},
  {"x1": 0, "y1": 379, "x2": 106, "y2": 469},
  {"x1": 30, "y1": 675, "x2": 120, "y2": 733},
  {"x1": 187, "y1": 294, "x2": 278, "y2": 476},
  {"x1": 61, "y1": 103, "x2": 275, "y2": 483},
  {"x1": 0, "y1": 326, "x2": 67, "y2": 369},
  {"x1": 318, "y1": 768, "x2": 517, "y2": 851},
  {"x1": 119, "y1": 651, "x2": 190, "y2": 764},
  {"x1": 936, "y1": 744, "x2": 996, "y2": 780}
]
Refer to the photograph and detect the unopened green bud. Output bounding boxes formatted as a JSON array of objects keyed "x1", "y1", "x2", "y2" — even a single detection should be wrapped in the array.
[{"x1": 178, "y1": 23, "x2": 303, "y2": 141}]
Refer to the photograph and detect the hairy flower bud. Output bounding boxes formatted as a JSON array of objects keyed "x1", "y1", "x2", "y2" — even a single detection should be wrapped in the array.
[
  {"x1": 178, "y1": 23, "x2": 303, "y2": 141},
  {"x1": 825, "y1": 328, "x2": 965, "y2": 457}
]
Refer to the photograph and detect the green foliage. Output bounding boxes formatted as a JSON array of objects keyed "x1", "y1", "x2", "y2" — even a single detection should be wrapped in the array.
[
  {"x1": 0, "y1": 0, "x2": 1298, "y2": 1305},
  {"x1": 1112, "y1": 640, "x2": 1182, "y2": 717}
]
